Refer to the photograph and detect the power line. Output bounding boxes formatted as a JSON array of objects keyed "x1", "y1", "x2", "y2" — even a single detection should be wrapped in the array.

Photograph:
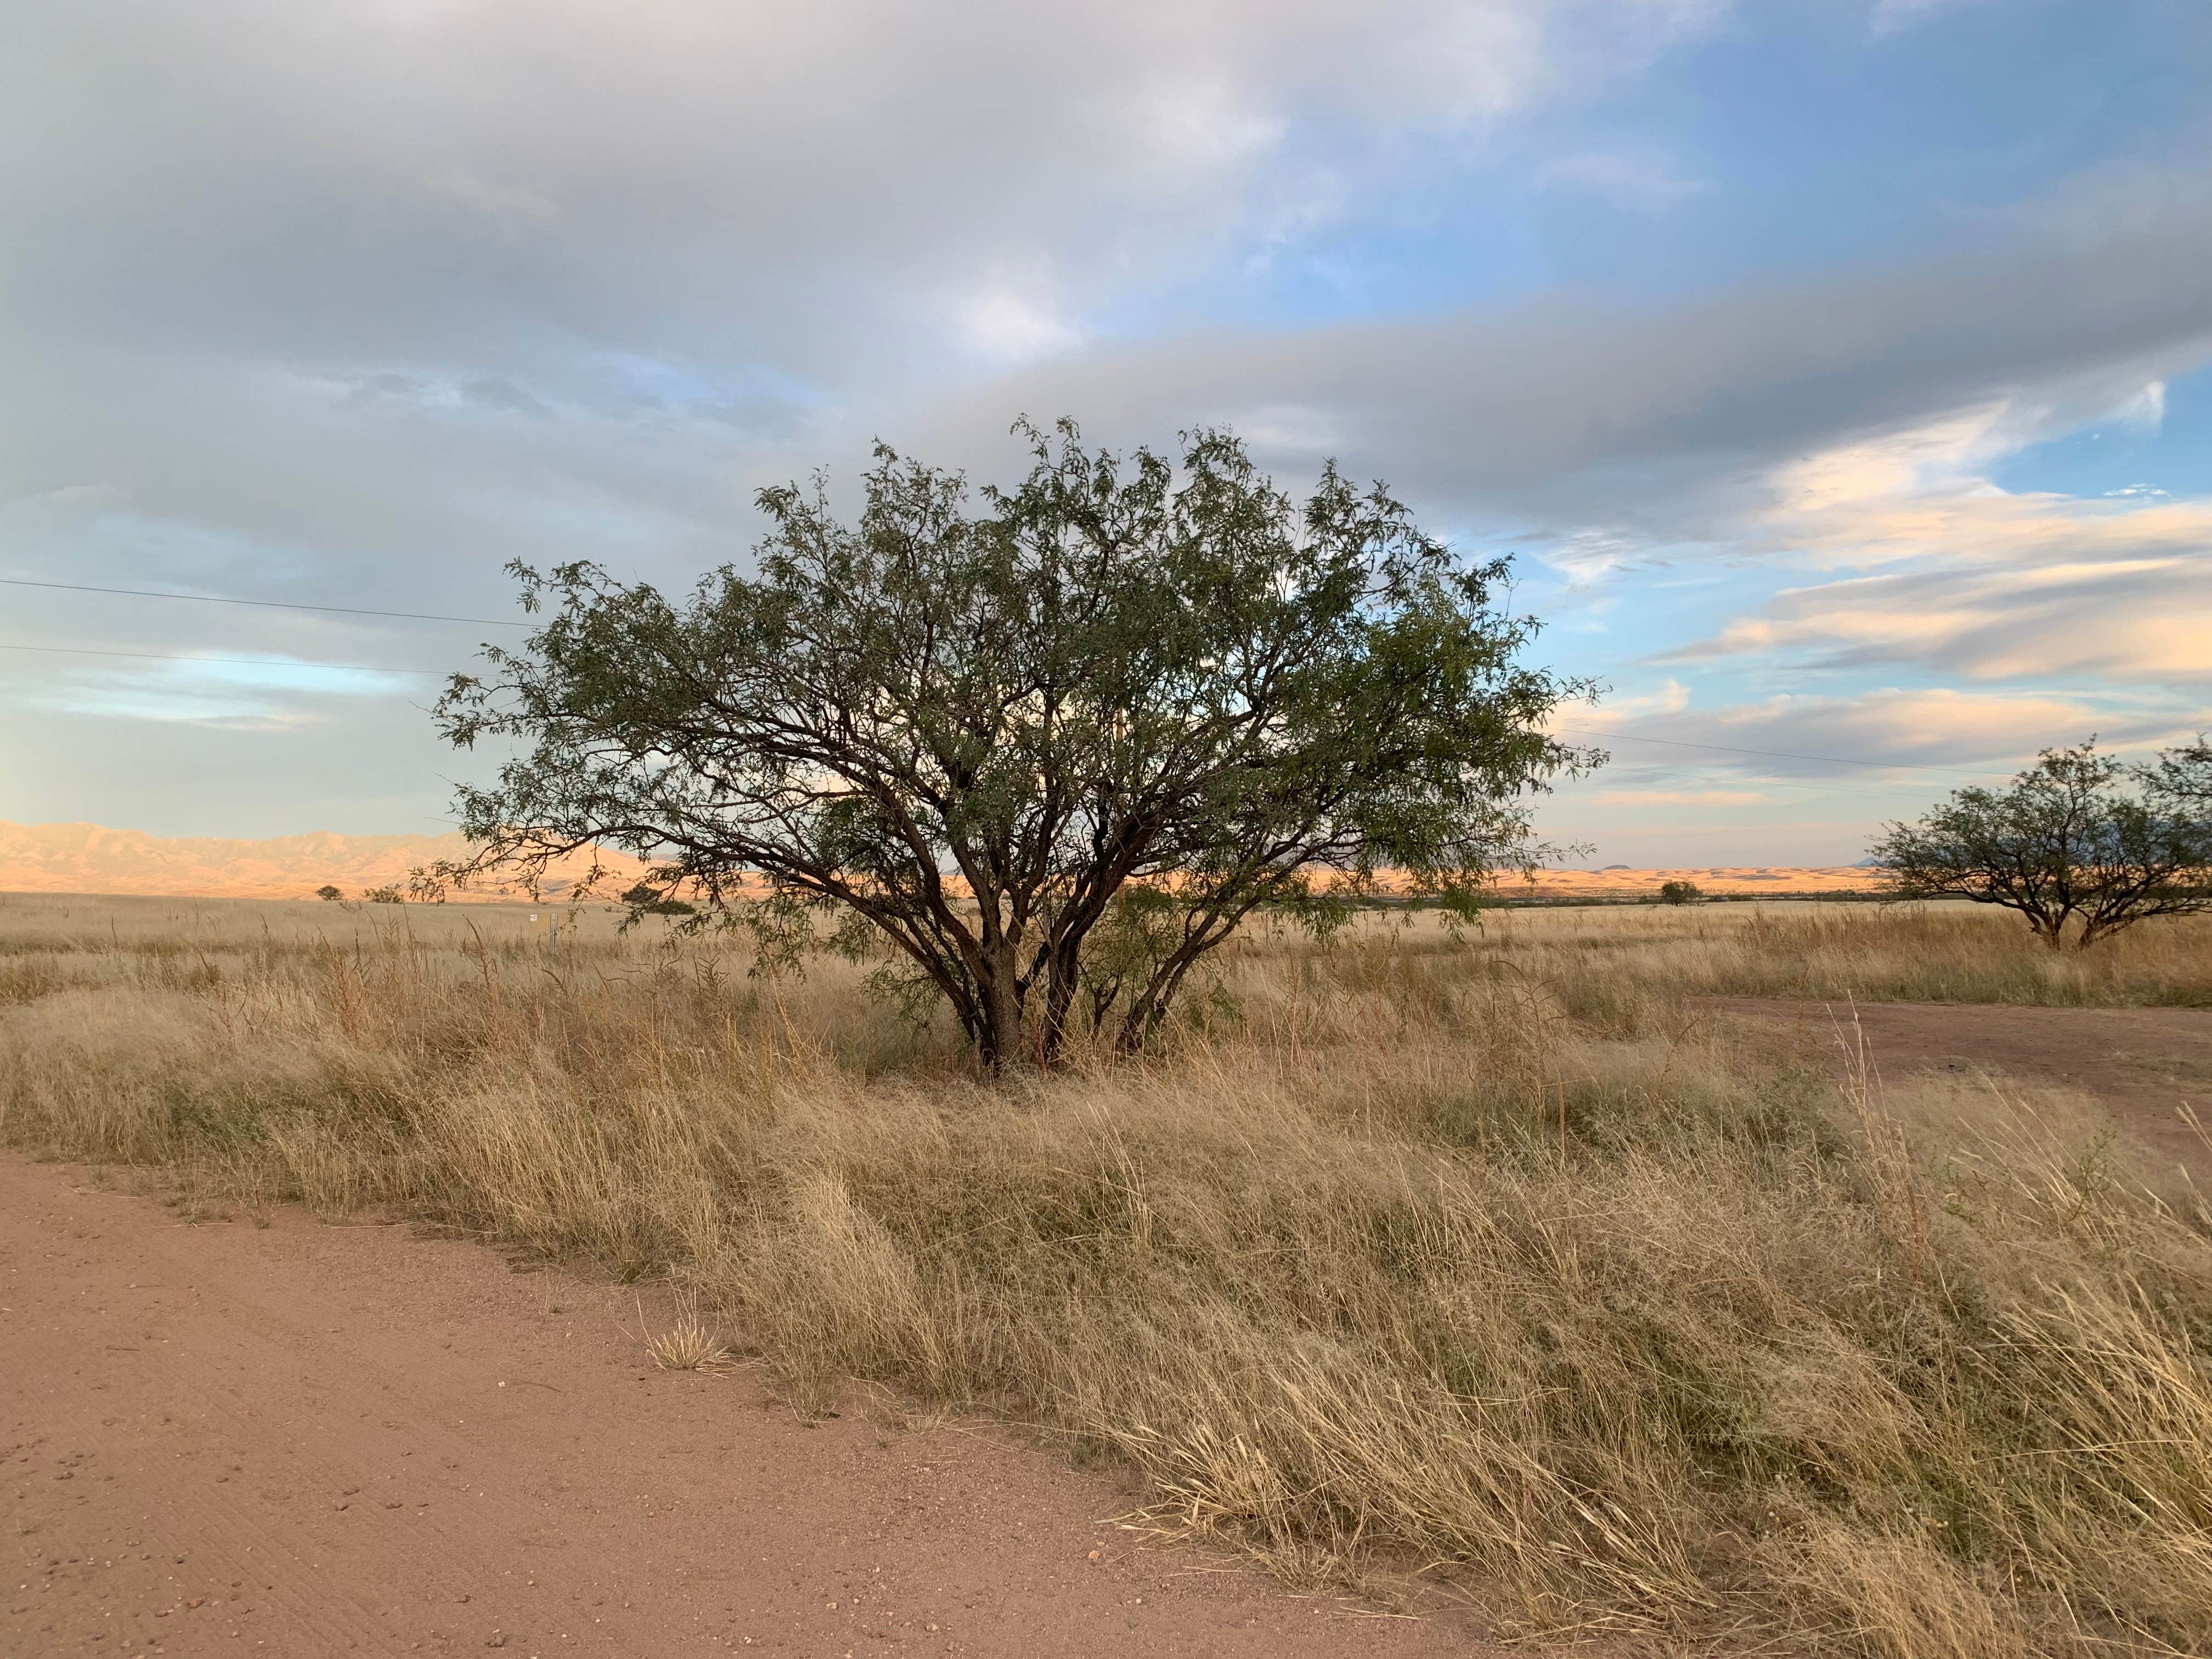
[
  {"x1": 1556, "y1": 725, "x2": 2011, "y2": 779},
  {"x1": 0, "y1": 642, "x2": 446, "y2": 676},
  {"x1": 0, "y1": 577, "x2": 529, "y2": 628}
]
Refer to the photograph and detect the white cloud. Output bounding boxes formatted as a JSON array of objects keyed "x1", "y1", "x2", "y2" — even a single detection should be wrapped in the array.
[
  {"x1": 1869, "y1": 0, "x2": 1990, "y2": 38},
  {"x1": 1590, "y1": 677, "x2": 1692, "y2": 719},
  {"x1": 1666, "y1": 387, "x2": 2212, "y2": 683},
  {"x1": 426, "y1": 169, "x2": 561, "y2": 229},
  {"x1": 1591, "y1": 787, "x2": 1767, "y2": 805},
  {"x1": 1543, "y1": 527, "x2": 1658, "y2": 585},
  {"x1": 2114, "y1": 378, "x2": 2167, "y2": 432},
  {"x1": 1227, "y1": 403, "x2": 1345, "y2": 455},
  {"x1": 13, "y1": 657, "x2": 412, "y2": 725},
  {"x1": 1536, "y1": 149, "x2": 1713, "y2": 211},
  {"x1": 954, "y1": 270, "x2": 1085, "y2": 365},
  {"x1": 1600, "y1": 686, "x2": 2187, "y2": 776},
  {"x1": 1114, "y1": 73, "x2": 1287, "y2": 173}
]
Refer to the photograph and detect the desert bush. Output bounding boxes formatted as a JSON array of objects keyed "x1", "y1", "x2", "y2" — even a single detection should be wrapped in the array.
[
  {"x1": 1, "y1": 893, "x2": 2208, "y2": 1655},
  {"x1": 620, "y1": 882, "x2": 696, "y2": 916}
]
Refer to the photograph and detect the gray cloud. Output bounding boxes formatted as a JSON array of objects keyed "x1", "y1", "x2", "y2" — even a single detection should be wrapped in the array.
[
  {"x1": 1, "y1": 1, "x2": 1754, "y2": 606},
  {"x1": 12, "y1": 1, "x2": 2210, "y2": 584},
  {"x1": 944, "y1": 210, "x2": 2212, "y2": 534},
  {"x1": 2, "y1": 1, "x2": 1724, "y2": 371},
  {"x1": 3, "y1": 0, "x2": 2209, "y2": 847}
]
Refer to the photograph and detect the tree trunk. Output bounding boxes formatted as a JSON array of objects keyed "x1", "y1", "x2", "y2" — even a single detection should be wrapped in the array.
[
  {"x1": 1038, "y1": 935, "x2": 1085, "y2": 1066},
  {"x1": 1116, "y1": 958, "x2": 1191, "y2": 1053},
  {"x1": 975, "y1": 937, "x2": 1026, "y2": 1072}
]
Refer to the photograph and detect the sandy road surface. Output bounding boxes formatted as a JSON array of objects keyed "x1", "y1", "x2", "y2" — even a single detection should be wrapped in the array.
[
  {"x1": 1699, "y1": 997, "x2": 2212, "y2": 1180},
  {"x1": 3, "y1": 1156, "x2": 1484, "y2": 1659}
]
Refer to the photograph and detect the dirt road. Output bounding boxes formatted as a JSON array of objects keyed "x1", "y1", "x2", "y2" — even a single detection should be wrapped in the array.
[
  {"x1": 3, "y1": 1156, "x2": 1480, "y2": 1658},
  {"x1": 1700, "y1": 997, "x2": 2212, "y2": 1180}
]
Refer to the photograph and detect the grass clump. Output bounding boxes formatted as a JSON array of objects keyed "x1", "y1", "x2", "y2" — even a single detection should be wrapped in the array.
[
  {"x1": 1, "y1": 893, "x2": 2208, "y2": 1654},
  {"x1": 647, "y1": 1315, "x2": 734, "y2": 1374}
]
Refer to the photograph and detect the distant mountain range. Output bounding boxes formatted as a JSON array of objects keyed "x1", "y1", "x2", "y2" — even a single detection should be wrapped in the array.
[
  {"x1": 0, "y1": 820, "x2": 1884, "y2": 904},
  {"x1": 0, "y1": 821, "x2": 648, "y2": 902},
  {"x1": 1520, "y1": 866, "x2": 1882, "y2": 895}
]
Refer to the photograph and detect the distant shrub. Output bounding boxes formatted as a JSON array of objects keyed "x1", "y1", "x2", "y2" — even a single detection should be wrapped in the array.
[
  {"x1": 620, "y1": 882, "x2": 696, "y2": 917},
  {"x1": 1658, "y1": 879, "x2": 1701, "y2": 905},
  {"x1": 315, "y1": 885, "x2": 343, "y2": 902},
  {"x1": 362, "y1": 886, "x2": 404, "y2": 905}
]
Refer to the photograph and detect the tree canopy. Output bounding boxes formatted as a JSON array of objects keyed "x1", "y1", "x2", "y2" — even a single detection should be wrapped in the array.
[
  {"x1": 1869, "y1": 740, "x2": 2212, "y2": 948},
  {"x1": 425, "y1": 420, "x2": 1595, "y2": 1066},
  {"x1": 2145, "y1": 733, "x2": 2211, "y2": 811}
]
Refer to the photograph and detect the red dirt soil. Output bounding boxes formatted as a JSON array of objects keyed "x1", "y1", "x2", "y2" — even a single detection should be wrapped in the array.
[
  {"x1": 2, "y1": 1157, "x2": 1487, "y2": 1658},
  {"x1": 1700, "y1": 997, "x2": 2212, "y2": 1181}
]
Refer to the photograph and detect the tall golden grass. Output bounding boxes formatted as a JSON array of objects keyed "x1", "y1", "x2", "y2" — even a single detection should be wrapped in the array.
[
  {"x1": 2, "y1": 891, "x2": 2208, "y2": 1655},
  {"x1": 1472, "y1": 899, "x2": 2212, "y2": 1012}
]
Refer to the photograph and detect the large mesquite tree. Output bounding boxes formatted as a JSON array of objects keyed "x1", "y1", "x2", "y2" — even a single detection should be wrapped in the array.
[{"x1": 426, "y1": 421, "x2": 1594, "y2": 1067}]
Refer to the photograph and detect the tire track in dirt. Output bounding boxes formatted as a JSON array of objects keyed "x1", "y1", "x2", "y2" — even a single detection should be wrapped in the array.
[{"x1": 4, "y1": 1155, "x2": 1490, "y2": 1657}]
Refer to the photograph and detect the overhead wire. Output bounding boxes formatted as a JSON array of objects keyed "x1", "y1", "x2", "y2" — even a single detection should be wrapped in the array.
[{"x1": 0, "y1": 577, "x2": 528, "y2": 628}]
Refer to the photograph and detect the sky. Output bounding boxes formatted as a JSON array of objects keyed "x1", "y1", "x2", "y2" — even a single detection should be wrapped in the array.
[{"x1": 3, "y1": 0, "x2": 2210, "y2": 865}]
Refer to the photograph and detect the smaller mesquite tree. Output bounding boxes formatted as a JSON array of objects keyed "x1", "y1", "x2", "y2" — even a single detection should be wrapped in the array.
[
  {"x1": 1869, "y1": 740, "x2": 2212, "y2": 948},
  {"x1": 2145, "y1": 732, "x2": 2212, "y2": 810},
  {"x1": 424, "y1": 420, "x2": 1595, "y2": 1068}
]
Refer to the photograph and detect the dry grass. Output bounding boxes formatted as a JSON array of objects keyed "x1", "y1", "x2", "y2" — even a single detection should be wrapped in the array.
[
  {"x1": 2, "y1": 889, "x2": 2208, "y2": 1655},
  {"x1": 1464, "y1": 899, "x2": 2212, "y2": 1013},
  {"x1": 647, "y1": 1314, "x2": 734, "y2": 1373}
]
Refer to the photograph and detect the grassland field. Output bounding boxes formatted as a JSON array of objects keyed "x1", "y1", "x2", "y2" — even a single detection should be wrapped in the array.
[{"x1": 3, "y1": 890, "x2": 2209, "y2": 1657}]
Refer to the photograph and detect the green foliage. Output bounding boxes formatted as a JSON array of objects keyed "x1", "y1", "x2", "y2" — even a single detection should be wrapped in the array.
[
  {"x1": 620, "y1": 882, "x2": 696, "y2": 917},
  {"x1": 427, "y1": 419, "x2": 1596, "y2": 1067},
  {"x1": 2145, "y1": 732, "x2": 2211, "y2": 811},
  {"x1": 1657, "y1": 879, "x2": 1701, "y2": 905},
  {"x1": 1870, "y1": 741, "x2": 2212, "y2": 949}
]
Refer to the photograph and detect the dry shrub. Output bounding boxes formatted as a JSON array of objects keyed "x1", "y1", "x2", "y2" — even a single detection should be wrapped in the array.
[
  {"x1": 1, "y1": 893, "x2": 2208, "y2": 1655},
  {"x1": 647, "y1": 1316, "x2": 733, "y2": 1373}
]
